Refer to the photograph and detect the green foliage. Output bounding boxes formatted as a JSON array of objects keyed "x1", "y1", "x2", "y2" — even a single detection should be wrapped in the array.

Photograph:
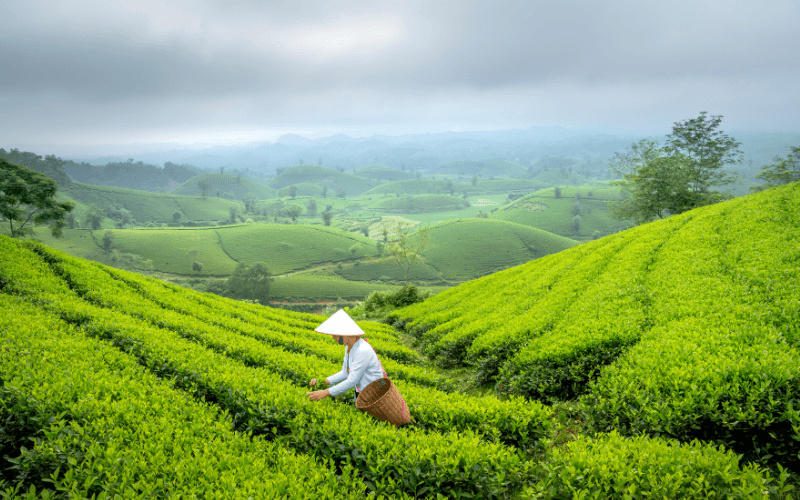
[
  {"x1": 225, "y1": 261, "x2": 272, "y2": 304},
  {"x1": 387, "y1": 220, "x2": 430, "y2": 286},
  {"x1": 361, "y1": 285, "x2": 432, "y2": 316},
  {"x1": 752, "y1": 145, "x2": 800, "y2": 191},
  {"x1": 0, "y1": 159, "x2": 75, "y2": 238},
  {"x1": 532, "y1": 432, "x2": 784, "y2": 498},
  {"x1": 0, "y1": 237, "x2": 548, "y2": 497},
  {"x1": 390, "y1": 182, "x2": 800, "y2": 472},
  {"x1": 610, "y1": 113, "x2": 742, "y2": 225}
]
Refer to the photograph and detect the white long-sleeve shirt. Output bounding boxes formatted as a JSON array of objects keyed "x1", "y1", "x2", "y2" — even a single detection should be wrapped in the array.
[{"x1": 327, "y1": 339, "x2": 385, "y2": 397}]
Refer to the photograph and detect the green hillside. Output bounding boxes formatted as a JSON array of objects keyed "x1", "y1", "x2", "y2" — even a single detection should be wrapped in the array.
[
  {"x1": 490, "y1": 185, "x2": 627, "y2": 238},
  {"x1": 71, "y1": 224, "x2": 380, "y2": 276},
  {"x1": 268, "y1": 165, "x2": 377, "y2": 196},
  {"x1": 369, "y1": 194, "x2": 470, "y2": 213},
  {"x1": 418, "y1": 218, "x2": 579, "y2": 281},
  {"x1": 172, "y1": 173, "x2": 276, "y2": 199},
  {"x1": 354, "y1": 164, "x2": 414, "y2": 181},
  {"x1": 63, "y1": 182, "x2": 241, "y2": 225},
  {"x1": 435, "y1": 159, "x2": 527, "y2": 177},
  {"x1": 0, "y1": 223, "x2": 787, "y2": 496},
  {"x1": 362, "y1": 178, "x2": 456, "y2": 196},
  {"x1": 390, "y1": 182, "x2": 800, "y2": 473}
]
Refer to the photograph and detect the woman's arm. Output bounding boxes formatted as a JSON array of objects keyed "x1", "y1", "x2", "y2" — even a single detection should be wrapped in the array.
[{"x1": 328, "y1": 347, "x2": 371, "y2": 397}]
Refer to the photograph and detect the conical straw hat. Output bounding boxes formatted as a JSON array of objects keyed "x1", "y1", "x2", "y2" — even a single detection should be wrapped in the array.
[{"x1": 314, "y1": 309, "x2": 365, "y2": 336}]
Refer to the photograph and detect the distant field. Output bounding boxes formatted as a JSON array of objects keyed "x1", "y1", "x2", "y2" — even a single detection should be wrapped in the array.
[
  {"x1": 419, "y1": 218, "x2": 579, "y2": 281},
  {"x1": 172, "y1": 173, "x2": 276, "y2": 199},
  {"x1": 353, "y1": 164, "x2": 414, "y2": 181},
  {"x1": 490, "y1": 185, "x2": 628, "y2": 238},
  {"x1": 434, "y1": 159, "x2": 527, "y2": 177},
  {"x1": 368, "y1": 194, "x2": 470, "y2": 213},
  {"x1": 64, "y1": 182, "x2": 240, "y2": 225},
  {"x1": 215, "y1": 224, "x2": 379, "y2": 274},
  {"x1": 268, "y1": 165, "x2": 377, "y2": 195}
]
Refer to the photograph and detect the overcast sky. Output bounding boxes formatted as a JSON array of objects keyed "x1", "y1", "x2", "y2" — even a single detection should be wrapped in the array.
[{"x1": 2, "y1": 0, "x2": 799, "y2": 150}]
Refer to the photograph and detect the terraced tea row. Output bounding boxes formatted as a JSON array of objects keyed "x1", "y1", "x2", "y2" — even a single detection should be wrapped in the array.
[
  {"x1": 391, "y1": 182, "x2": 800, "y2": 470},
  {"x1": 0, "y1": 294, "x2": 366, "y2": 499}
]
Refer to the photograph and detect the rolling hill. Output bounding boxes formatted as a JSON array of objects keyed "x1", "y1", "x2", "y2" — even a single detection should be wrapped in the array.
[
  {"x1": 353, "y1": 164, "x2": 414, "y2": 181},
  {"x1": 172, "y1": 173, "x2": 276, "y2": 199},
  {"x1": 268, "y1": 165, "x2": 378, "y2": 196},
  {"x1": 434, "y1": 159, "x2": 527, "y2": 177},
  {"x1": 418, "y1": 218, "x2": 579, "y2": 281},
  {"x1": 389, "y1": 181, "x2": 800, "y2": 473},
  {"x1": 368, "y1": 194, "x2": 471, "y2": 213},
  {"x1": 490, "y1": 185, "x2": 627, "y2": 238},
  {"x1": 63, "y1": 182, "x2": 241, "y2": 226}
]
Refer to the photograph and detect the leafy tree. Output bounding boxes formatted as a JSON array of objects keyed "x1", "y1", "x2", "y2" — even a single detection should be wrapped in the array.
[
  {"x1": 472, "y1": 175, "x2": 478, "y2": 186},
  {"x1": 387, "y1": 221, "x2": 429, "y2": 287},
  {"x1": 226, "y1": 262, "x2": 272, "y2": 304},
  {"x1": 306, "y1": 199, "x2": 317, "y2": 216},
  {"x1": 610, "y1": 141, "x2": 695, "y2": 223},
  {"x1": 85, "y1": 207, "x2": 104, "y2": 230},
  {"x1": 285, "y1": 204, "x2": 303, "y2": 222},
  {"x1": 229, "y1": 205, "x2": 238, "y2": 224},
  {"x1": 173, "y1": 211, "x2": 182, "y2": 223},
  {"x1": 192, "y1": 261, "x2": 203, "y2": 273},
  {"x1": 0, "y1": 159, "x2": 74, "y2": 238},
  {"x1": 610, "y1": 114, "x2": 741, "y2": 225},
  {"x1": 554, "y1": 187, "x2": 562, "y2": 198},
  {"x1": 289, "y1": 186, "x2": 297, "y2": 199},
  {"x1": 752, "y1": 146, "x2": 800, "y2": 191},
  {"x1": 573, "y1": 215, "x2": 581, "y2": 232},
  {"x1": 102, "y1": 231, "x2": 114, "y2": 251},
  {"x1": 322, "y1": 186, "x2": 328, "y2": 198},
  {"x1": 198, "y1": 179, "x2": 211, "y2": 198},
  {"x1": 321, "y1": 211, "x2": 333, "y2": 226},
  {"x1": 664, "y1": 112, "x2": 741, "y2": 200}
]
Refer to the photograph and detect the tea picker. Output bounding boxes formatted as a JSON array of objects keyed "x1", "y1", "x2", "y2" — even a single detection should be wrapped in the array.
[{"x1": 307, "y1": 309, "x2": 411, "y2": 427}]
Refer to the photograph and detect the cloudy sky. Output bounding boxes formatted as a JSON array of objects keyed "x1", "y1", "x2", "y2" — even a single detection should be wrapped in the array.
[{"x1": 2, "y1": 0, "x2": 799, "y2": 149}]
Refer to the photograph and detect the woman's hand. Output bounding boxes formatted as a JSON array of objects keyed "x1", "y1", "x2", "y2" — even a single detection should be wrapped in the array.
[{"x1": 306, "y1": 389, "x2": 330, "y2": 401}]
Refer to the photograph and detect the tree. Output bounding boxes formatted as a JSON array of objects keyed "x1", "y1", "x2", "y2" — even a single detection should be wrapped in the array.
[
  {"x1": 321, "y1": 211, "x2": 333, "y2": 226},
  {"x1": 387, "y1": 221, "x2": 429, "y2": 287},
  {"x1": 285, "y1": 204, "x2": 303, "y2": 222},
  {"x1": 752, "y1": 146, "x2": 800, "y2": 191},
  {"x1": 0, "y1": 159, "x2": 74, "y2": 238},
  {"x1": 288, "y1": 186, "x2": 297, "y2": 199},
  {"x1": 664, "y1": 112, "x2": 741, "y2": 200},
  {"x1": 102, "y1": 231, "x2": 114, "y2": 251},
  {"x1": 198, "y1": 179, "x2": 211, "y2": 198},
  {"x1": 609, "y1": 113, "x2": 741, "y2": 224},
  {"x1": 554, "y1": 187, "x2": 562, "y2": 198},
  {"x1": 85, "y1": 207, "x2": 104, "y2": 230},
  {"x1": 609, "y1": 140, "x2": 694, "y2": 224},
  {"x1": 471, "y1": 175, "x2": 478, "y2": 186},
  {"x1": 173, "y1": 211, "x2": 181, "y2": 223},
  {"x1": 192, "y1": 261, "x2": 204, "y2": 273},
  {"x1": 229, "y1": 205, "x2": 239, "y2": 224},
  {"x1": 573, "y1": 215, "x2": 581, "y2": 232},
  {"x1": 322, "y1": 186, "x2": 328, "y2": 198},
  {"x1": 226, "y1": 262, "x2": 272, "y2": 304},
  {"x1": 306, "y1": 199, "x2": 317, "y2": 216}
]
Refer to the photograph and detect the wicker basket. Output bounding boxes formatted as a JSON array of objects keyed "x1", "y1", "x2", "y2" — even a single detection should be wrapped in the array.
[{"x1": 356, "y1": 377, "x2": 411, "y2": 427}]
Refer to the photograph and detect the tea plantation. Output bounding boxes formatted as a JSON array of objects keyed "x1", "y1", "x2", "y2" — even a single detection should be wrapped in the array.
[
  {"x1": 1, "y1": 190, "x2": 797, "y2": 498},
  {"x1": 390, "y1": 182, "x2": 800, "y2": 484}
]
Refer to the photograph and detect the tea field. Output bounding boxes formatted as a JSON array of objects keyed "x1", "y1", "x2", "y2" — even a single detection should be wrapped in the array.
[
  {"x1": 390, "y1": 181, "x2": 800, "y2": 480},
  {"x1": 0, "y1": 229, "x2": 790, "y2": 497}
]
